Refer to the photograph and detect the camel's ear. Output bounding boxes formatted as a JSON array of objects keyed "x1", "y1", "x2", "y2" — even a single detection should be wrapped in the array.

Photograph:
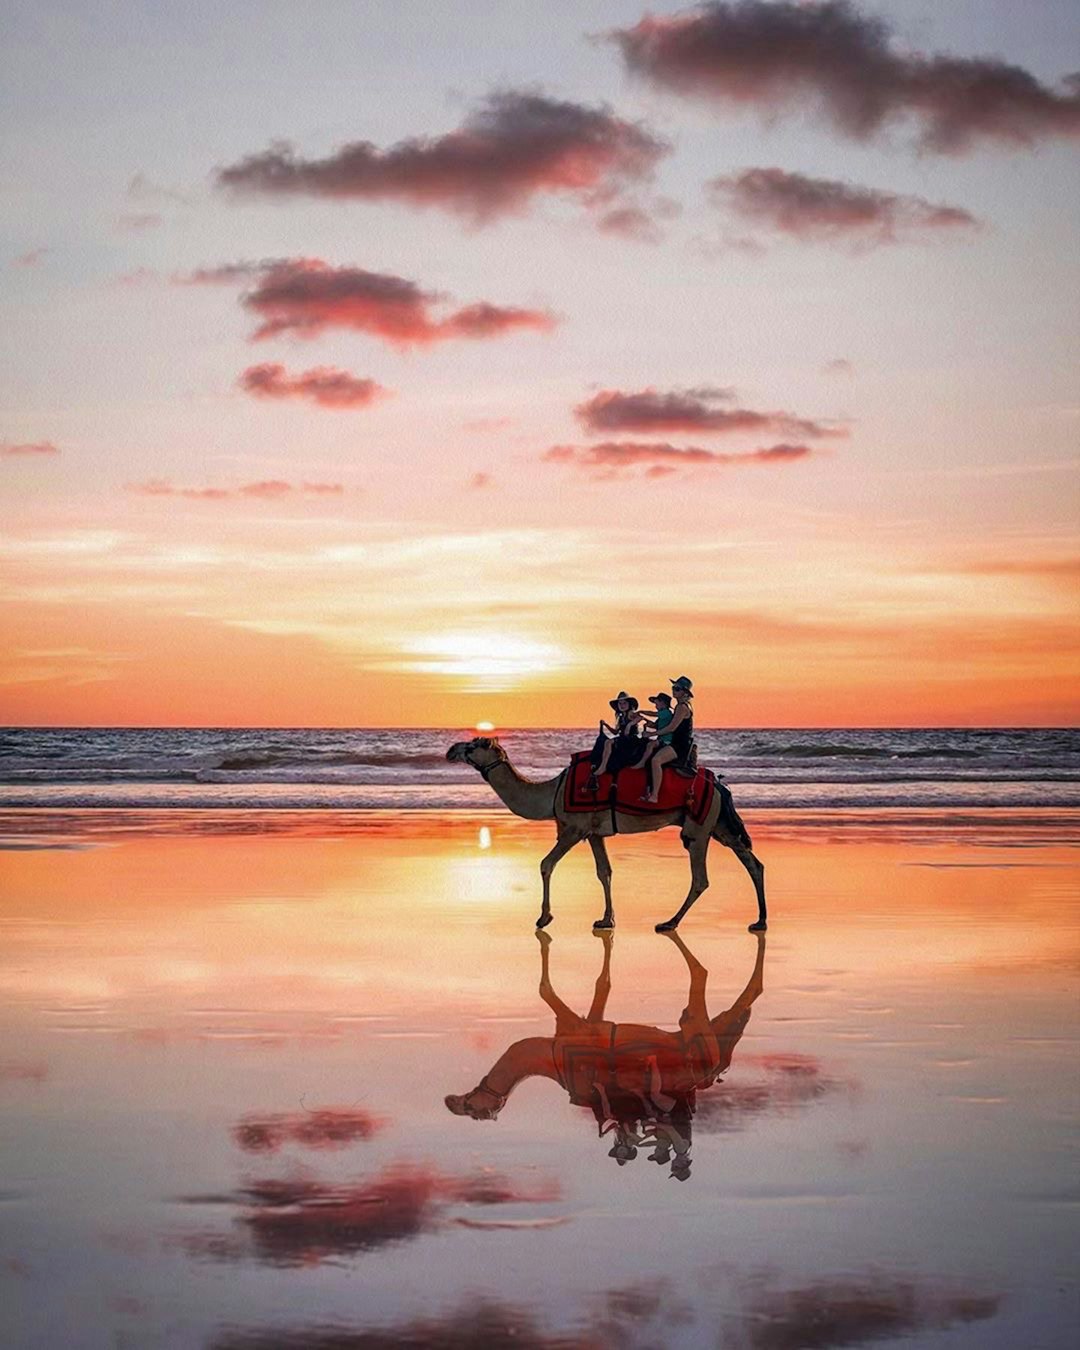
[{"x1": 476, "y1": 736, "x2": 492, "y2": 749}]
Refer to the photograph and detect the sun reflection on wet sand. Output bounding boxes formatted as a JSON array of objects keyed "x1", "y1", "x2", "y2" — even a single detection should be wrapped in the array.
[{"x1": 0, "y1": 810, "x2": 1076, "y2": 1347}]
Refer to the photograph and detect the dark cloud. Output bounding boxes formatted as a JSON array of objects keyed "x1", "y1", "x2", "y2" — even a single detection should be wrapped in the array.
[
  {"x1": 232, "y1": 1108, "x2": 384, "y2": 1153},
  {"x1": 238, "y1": 363, "x2": 388, "y2": 409},
  {"x1": 575, "y1": 387, "x2": 841, "y2": 439},
  {"x1": 215, "y1": 90, "x2": 668, "y2": 224},
  {"x1": 709, "y1": 168, "x2": 980, "y2": 246},
  {"x1": 544, "y1": 441, "x2": 814, "y2": 476},
  {"x1": 127, "y1": 479, "x2": 343, "y2": 500},
  {"x1": 180, "y1": 258, "x2": 555, "y2": 346},
  {"x1": 1, "y1": 441, "x2": 60, "y2": 457},
  {"x1": 609, "y1": 0, "x2": 1080, "y2": 152}
]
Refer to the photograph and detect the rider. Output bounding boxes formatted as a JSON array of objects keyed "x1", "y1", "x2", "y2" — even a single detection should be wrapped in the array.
[
  {"x1": 631, "y1": 692, "x2": 674, "y2": 771},
  {"x1": 641, "y1": 676, "x2": 695, "y2": 804},
  {"x1": 587, "y1": 691, "x2": 645, "y2": 792}
]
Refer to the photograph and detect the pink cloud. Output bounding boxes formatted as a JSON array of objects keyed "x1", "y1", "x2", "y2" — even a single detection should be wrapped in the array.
[
  {"x1": 1, "y1": 441, "x2": 60, "y2": 457},
  {"x1": 238, "y1": 363, "x2": 388, "y2": 409},
  {"x1": 126, "y1": 479, "x2": 343, "y2": 500},
  {"x1": 179, "y1": 257, "x2": 556, "y2": 347},
  {"x1": 544, "y1": 440, "x2": 815, "y2": 475}
]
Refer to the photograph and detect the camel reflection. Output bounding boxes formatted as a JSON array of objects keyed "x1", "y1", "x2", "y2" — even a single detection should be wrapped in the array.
[{"x1": 446, "y1": 930, "x2": 766, "y2": 1180}]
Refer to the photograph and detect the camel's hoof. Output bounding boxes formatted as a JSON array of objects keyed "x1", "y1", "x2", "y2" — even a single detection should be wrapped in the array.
[
  {"x1": 535, "y1": 913, "x2": 553, "y2": 930},
  {"x1": 748, "y1": 921, "x2": 767, "y2": 933},
  {"x1": 655, "y1": 921, "x2": 679, "y2": 933},
  {"x1": 592, "y1": 919, "x2": 615, "y2": 931}
]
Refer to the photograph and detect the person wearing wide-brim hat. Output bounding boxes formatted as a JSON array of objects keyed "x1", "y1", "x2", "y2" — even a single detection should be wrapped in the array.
[
  {"x1": 640, "y1": 676, "x2": 695, "y2": 803},
  {"x1": 587, "y1": 691, "x2": 645, "y2": 791}
]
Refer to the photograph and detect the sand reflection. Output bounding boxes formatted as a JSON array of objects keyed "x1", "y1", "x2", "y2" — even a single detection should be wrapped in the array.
[{"x1": 447, "y1": 930, "x2": 767, "y2": 1180}]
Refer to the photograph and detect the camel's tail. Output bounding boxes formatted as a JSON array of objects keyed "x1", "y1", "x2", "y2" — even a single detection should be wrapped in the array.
[{"x1": 714, "y1": 782, "x2": 752, "y2": 850}]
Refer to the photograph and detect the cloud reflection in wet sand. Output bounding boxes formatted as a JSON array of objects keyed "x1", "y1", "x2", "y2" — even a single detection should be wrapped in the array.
[
  {"x1": 209, "y1": 1269, "x2": 999, "y2": 1348},
  {"x1": 177, "y1": 1164, "x2": 563, "y2": 1266},
  {"x1": 232, "y1": 1108, "x2": 385, "y2": 1153}
]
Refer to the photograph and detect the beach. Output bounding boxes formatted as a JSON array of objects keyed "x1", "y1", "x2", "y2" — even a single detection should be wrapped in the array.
[{"x1": 1, "y1": 798, "x2": 1077, "y2": 1348}]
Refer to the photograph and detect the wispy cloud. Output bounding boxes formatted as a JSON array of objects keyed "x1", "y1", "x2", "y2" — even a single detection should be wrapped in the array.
[
  {"x1": 575, "y1": 387, "x2": 843, "y2": 439},
  {"x1": 1, "y1": 441, "x2": 60, "y2": 457},
  {"x1": 708, "y1": 167, "x2": 980, "y2": 248},
  {"x1": 127, "y1": 480, "x2": 344, "y2": 501},
  {"x1": 545, "y1": 440, "x2": 813, "y2": 476}
]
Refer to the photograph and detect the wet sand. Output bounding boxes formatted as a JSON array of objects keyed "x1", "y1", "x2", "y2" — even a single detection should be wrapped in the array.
[{"x1": 1, "y1": 810, "x2": 1077, "y2": 1348}]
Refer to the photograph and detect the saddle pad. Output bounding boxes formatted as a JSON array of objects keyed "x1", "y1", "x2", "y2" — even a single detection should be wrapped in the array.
[{"x1": 563, "y1": 751, "x2": 716, "y2": 826}]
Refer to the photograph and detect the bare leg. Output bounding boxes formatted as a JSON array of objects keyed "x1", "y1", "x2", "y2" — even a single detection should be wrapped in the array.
[
  {"x1": 588, "y1": 835, "x2": 615, "y2": 929},
  {"x1": 536, "y1": 929, "x2": 585, "y2": 1032},
  {"x1": 654, "y1": 833, "x2": 710, "y2": 932},
  {"x1": 536, "y1": 831, "x2": 581, "y2": 929},
  {"x1": 586, "y1": 927, "x2": 613, "y2": 1021},
  {"x1": 731, "y1": 843, "x2": 767, "y2": 931},
  {"x1": 645, "y1": 746, "x2": 675, "y2": 802}
]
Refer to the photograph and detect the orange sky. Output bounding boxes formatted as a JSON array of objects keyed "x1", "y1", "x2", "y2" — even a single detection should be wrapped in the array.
[{"x1": 2, "y1": 2, "x2": 1078, "y2": 726}]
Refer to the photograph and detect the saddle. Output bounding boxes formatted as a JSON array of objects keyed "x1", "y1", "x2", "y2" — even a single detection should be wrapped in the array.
[{"x1": 563, "y1": 752, "x2": 717, "y2": 826}]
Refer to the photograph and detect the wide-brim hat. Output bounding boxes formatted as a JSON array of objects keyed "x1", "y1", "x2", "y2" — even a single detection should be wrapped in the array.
[
  {"x1": 647, "y1": 692, "x2": 672, "y2": 705},
  {"x1": 609, "y1": 691, "x2": 639, "y2": 711},
  {"x1": 670, "y1": 675, "x2": 693, "y2": 694}
]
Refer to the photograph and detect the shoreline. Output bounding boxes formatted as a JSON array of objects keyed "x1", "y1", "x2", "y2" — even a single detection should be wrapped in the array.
[{"x1": 3, "y1": 804, "x2": 1078, "y2": 847}]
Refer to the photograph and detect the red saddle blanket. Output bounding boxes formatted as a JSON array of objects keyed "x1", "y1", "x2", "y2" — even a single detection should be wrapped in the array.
[{"x1": 563, "y1": 751, "x2": 716, "y2": 825}]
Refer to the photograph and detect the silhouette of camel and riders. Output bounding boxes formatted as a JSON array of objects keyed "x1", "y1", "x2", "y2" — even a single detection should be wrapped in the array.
[
  {"x1": 446, "y1": 930, "x2": 767, "y2": 1180},
  {"x1": 446, "y1": 728, "x2": 767, "y2": 932}
]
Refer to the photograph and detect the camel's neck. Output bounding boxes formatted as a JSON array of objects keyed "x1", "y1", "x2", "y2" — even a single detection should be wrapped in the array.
[
  {"x1": 482, "y1": 759, "x2": 560, "y2": 821},
  {"x1": 482, "y1": 1037, "x2": 558, "y2": 1097}
]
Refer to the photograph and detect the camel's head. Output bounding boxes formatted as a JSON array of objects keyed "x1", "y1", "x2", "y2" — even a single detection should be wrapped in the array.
[{"x1": 445, "y1": 737, "x2": 506, "y2": 776}]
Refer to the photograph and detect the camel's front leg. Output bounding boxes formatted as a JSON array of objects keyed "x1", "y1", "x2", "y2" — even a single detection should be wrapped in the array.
[
  {"x1": 588, "y1": 835, "x2": 615, "y2": 929},
  {"x1": 536, "y1": 830, "x2": 581, "y2": 929},
  {"x1": 732, "y1": 844, "x2": 767, "y2": 931},
  {"x1": 535, "y1": 929, "x2": 585, "y2": 1032},
  {"x1": 655, "y1": 834, "x2": 710, "y2": 933}
]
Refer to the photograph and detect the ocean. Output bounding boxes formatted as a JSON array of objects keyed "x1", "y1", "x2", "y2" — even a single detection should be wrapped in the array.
[{"x1": 1, "y1": 726, "x2": 1077, "y2": 812}]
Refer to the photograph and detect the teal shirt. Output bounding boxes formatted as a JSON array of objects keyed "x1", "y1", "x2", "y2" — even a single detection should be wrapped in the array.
[{"x1": 655, "y1": 707, "x2": 674, "y2": 745}]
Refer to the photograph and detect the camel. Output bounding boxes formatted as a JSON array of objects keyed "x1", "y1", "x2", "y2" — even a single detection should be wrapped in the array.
[
  {"x1": 445, "y1": 928, "x2": 767, "y2": 1179},
  {"x1": 445, "y1": 737, "x2": 767, "y2": 932}
]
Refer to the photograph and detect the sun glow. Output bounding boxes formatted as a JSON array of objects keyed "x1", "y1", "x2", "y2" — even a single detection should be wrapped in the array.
[{"x1": 402, "y1": 633, "x2": 567, "y2": 687}]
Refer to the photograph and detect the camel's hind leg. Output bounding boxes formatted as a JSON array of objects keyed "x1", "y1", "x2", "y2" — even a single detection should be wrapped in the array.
[
  {"x1": 588, "y1": 835, "x2": 615, "y2": 930},
  {"x1": 536, "y1": 830, "x2": 582, "y2": 929},
  {"x1": 729, "y1": 842, "x2": 767, "y2": 931},
  {"x1": 655, "y1": 832, "x2": 710, "y2": 933}
]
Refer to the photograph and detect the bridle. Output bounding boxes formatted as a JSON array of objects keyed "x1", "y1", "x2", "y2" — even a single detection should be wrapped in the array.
[
  {"x1": 464, "y1": 1075, "x2": 508, "y2": 1120},
  {"x1": 462, "y1": 739, "x2": 509, "y2": 782}
]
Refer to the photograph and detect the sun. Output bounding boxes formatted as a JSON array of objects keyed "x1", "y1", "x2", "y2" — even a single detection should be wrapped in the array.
[{"x1": 475, "y1": 721, "x2": 496, "y2": 732}]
